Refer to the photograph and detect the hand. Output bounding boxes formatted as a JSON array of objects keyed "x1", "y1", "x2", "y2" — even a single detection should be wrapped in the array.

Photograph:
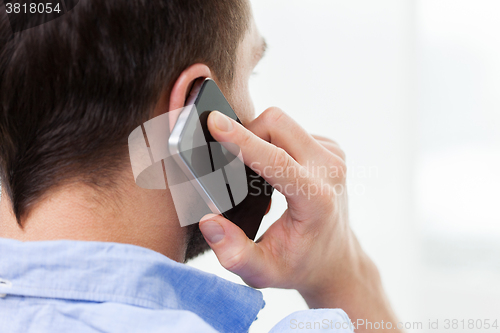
[
  {"x1": 200, "y1": 107, "x2": 352, "y2": 292},
  {"x1": 199, "y1": 108, "x2": 400, "y2": 332}
]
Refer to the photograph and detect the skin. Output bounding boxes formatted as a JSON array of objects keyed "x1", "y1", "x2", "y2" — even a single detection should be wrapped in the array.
[{"x1": 0, "y1": 7, "x2": 401, "y2": 333}]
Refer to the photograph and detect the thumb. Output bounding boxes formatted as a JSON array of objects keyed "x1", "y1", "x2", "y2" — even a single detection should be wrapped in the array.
[{"x1": 199, "y1": 214, "x2": 270, "y2": 287}]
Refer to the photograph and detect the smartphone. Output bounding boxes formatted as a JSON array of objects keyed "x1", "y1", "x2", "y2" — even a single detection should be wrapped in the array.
[{"x1": 168, "y1": 78, "x2": 273, "y2": 240}]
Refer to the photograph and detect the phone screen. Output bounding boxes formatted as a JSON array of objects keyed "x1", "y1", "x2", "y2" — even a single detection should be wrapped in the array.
[{"x1": 178, "y1": 79, "x2": 273, "y2": 240}]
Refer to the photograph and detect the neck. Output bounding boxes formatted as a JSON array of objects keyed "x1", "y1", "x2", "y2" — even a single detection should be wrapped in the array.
[{"x1": 0, "y1": 172, "x2": 187, "y2": 262}]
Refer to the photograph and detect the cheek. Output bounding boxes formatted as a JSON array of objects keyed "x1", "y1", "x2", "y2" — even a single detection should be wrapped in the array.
[{"x1": 230, "y1": 79, "x2": 255, "y2": 125}]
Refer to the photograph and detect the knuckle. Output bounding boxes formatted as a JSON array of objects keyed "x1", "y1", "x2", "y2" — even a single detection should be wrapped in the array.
[
  {"x1": 322, "y1": 143, "x2": 337, "y2": 155},
  {"x1": 317, "y1": 137, "x2": 346, "y2": 161},
  {"x1": 221, "y1": 248, "x2": 248, "y2": 272},
  {"x1": 324, "y1": 154, "x2": 337, "y2": 168},
  {"x1": 272, "y1": 147, "x2": 291, "y2": 170},
  {"x1": 324, "y1": 137, "x2": 337, "y2": 145},
  {"x1": 314, "y1": 134, "x2": 337, "y2": 145},
  {"x1": 262, "y1": 107, "x2": 286, "y2": 126},
  {"x1": 237, "y1": 127, "x2": 253, "y2": 149},
  {"x1": 325, "y1": 155, "x2": 347, "y2": 181}
]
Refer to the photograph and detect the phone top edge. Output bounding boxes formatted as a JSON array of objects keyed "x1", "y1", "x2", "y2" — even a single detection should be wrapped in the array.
[
  {"x1": 168, "y1": 77, "x2": 207, "y2": 155},
  {"x1": 186, "y1": 77, "x2": 212, "y2": 107}
]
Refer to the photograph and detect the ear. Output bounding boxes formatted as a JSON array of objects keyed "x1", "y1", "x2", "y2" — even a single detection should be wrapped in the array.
[
  {"x1": 151, "y1": 63, "x2": 212, "y2": 122},
  {"x1": 169, "y1": 64, "x2": 212, "y2": 112}
]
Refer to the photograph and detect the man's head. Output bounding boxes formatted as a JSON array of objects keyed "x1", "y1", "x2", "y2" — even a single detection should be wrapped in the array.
[{"x1": 0, "y1": 0, "x2": 266, "y2": 261}]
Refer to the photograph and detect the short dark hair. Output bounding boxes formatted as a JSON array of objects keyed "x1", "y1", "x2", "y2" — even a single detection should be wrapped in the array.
[{"x1": 0, "y1": 0, "x2": 250, "y2": 224}]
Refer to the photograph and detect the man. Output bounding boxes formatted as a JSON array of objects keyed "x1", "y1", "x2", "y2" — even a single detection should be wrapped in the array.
[{"x1": 0, "y1": 0, "x2": 400, "y2": 332}]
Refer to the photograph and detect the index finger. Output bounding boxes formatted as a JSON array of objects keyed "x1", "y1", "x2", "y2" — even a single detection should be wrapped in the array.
[
  {"x1": 246, "y1": 107, "x2": 328, "y2": 165},
  {"x1": 207, "y1": 111, "x2": 310, "y2": 201}
]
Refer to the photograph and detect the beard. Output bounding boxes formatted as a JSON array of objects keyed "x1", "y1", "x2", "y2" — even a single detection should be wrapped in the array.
[{"x1": 184, "y1": 223, "x2": 211, "y2": 262}]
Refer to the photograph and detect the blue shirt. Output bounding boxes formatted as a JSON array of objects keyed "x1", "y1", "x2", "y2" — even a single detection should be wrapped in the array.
[{"x1": 0, "y1": 238, "x2": 353, "y2": 332}]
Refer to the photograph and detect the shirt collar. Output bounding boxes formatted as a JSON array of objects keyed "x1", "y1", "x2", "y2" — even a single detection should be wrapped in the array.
[{"x1": 0, "y1": 237, "x2": 264, "y2": 333}]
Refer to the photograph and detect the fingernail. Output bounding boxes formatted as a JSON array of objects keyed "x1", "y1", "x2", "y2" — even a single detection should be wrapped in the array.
[
  {"x1": 200, "y1": 221, "x2": 225, "y2": 243},
  {"x1": 213, "y1": 111, "x2": 233, "y2": 132}
]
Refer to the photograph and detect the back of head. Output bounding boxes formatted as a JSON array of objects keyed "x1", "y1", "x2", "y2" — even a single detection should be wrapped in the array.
[{"x1": 0, "y1": 0, "x2": 249, "y2": 224}]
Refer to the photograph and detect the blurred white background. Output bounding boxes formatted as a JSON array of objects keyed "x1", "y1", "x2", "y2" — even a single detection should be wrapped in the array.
[
  {"x1": 1, "y1": 0, "x2": 495, "y2": 331},
  {"x1": 189, "y1": 0, "x2": 500, "y2": 332}
]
